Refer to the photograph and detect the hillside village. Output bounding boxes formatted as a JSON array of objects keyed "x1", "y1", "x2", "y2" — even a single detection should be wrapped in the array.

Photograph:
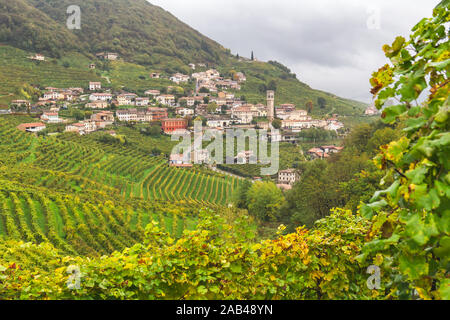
[
  {"x1": 9, "y1": 63, "x2": 345, "y2": 137},
  {"x1": 8, "y1": 61, "x2": 348, "y2": 185}
]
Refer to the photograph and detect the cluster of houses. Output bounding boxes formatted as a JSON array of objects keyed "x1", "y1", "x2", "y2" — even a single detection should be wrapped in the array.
[
  {"x1": 307, "y1": 145, "x2": 344, "y2": 159},
  {"x1": 65, "y1": 111, "x2": 115, "y2": 135},
  {"x1": 167, "y1": 68, "x2": 245, "y2": 93}
]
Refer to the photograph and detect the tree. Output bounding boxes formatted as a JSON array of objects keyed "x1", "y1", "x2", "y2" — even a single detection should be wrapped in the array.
[
  {"x1": 251, "y1": 51, "x2": 254, "y2": 61},
  {"x1": 272, "y1": 119, "x2": 282, "y2": 129},
  {"x1": 207, "y1": 102, "x2": 218, "y2": 113},
  {"x1": 247, "y1": 181, "x2": 285, "y2": 222},
  {"x1": 317, "y1": 97, "x2": 326, "y2": 109},
  {"x1": 267, "y1": 80, "x2": 277, "y2": 92},
  {"x1": 233, "y1": 180, "x2": 252, "y2": 209},
  {"x1": 306, "y1": 100, "x2": 313, "y2": 113}
]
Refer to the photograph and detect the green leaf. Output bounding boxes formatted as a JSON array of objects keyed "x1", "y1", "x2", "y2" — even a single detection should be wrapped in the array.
[
  {"x1": 230, "y1": 263, "x2": 242, "y2": 273},
  {"x1": 381, "y1": 105, "x2": 407, "y2": 123},
  {"x1": 398, "y1": 254, "x2": 428, "y2": 280},
  {"x1": 405, "y1": 166, "x2": 428, "y2": 184},
  {"x1": 197, "y1": 285, "x2": 208, "y2": 295},
  {"x1": 427, "y1": 58, "x2": 450, "y2": 71},
  {"x1": 438, "y1": 279, "x2": 450, "y2": 300}
]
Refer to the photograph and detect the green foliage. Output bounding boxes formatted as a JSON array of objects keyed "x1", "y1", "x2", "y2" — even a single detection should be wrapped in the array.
[
  {"x1": 0, "y1": 208, "x2": 379, "y2": 300},
  {"x1": 361, "y1": 2, "x2": 449, "y2": 300},
  {"x1": 298, "y1": 128, "x2": 337, "y2": 143},
  {"x1": 246, "y1": 181, "x2": 285, "y2": 222},
  {"x1": 281, "y1": 122, "x2": 401, "y2": 229}
]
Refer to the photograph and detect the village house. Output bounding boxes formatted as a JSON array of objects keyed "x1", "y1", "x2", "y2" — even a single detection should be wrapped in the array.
[
  {"x1": 206, "y1": 69, "x2": 220, "y2": 79},
  {"x1": 189, "y1": 63, "x2": 196, "y2": 70},
  {"x1": 45, "y1": 87, "x2": 59, "y2": 92},
  {"x1": 176, "y1": 107, "x2": 194, "y2": 117},
  {"x1": 326, "y1": 119, "x2": 345, "y2": 131},
  {"x1": 195, "y1": 104, "x2": 209, "y2": 116},
  {"x1": 232, "y1": 104, "x2": 265, "y2": 124},
  {"x1": 65, "y1": 123, "x2": 86, "y2": 134},
  {"x1": 148, "y1": 107, "x2": 168, "y2": 121},
  {"x1": 65, "y1": 120, "x2": 97, "y2": 135},
  {"x1": 29, "y1": 54, "x2": 45, "y2": 61},
  {"x1": 43, "y1": 91, "x2": 60, "y2": 101},
  {"x1": 91, "y1": 111, "x2": 114, "y2": 125},
  {"x1": 234, "y1": 72, "x2": 246, "y2": 82},
  {"x1": 117, "y1": 93, "x2": 138, "y2": 106},
  {"x1": 61, "y1": 91, "x2": 75, "y2": 102},
  {"x1": 169, "y1": 154, "x2": 193, "y2": 168},
  {"x1": 170, "y1": 73, "x2": 190, "y2": 84},
  {"x1": 69, "y1": 87, "x2": 84, "y2": 95},
  {"x1": 206, "y1": 116, "x2": 233, "y2": 128},
  {"x1": 307, "y1": 148, "x2": 330, "y2": 160},
  {"x1": 179, "y1": 96, "x2": 203, "y2": 107},
  {"x1": 157, "y1": 95, "x2": 176, "y2": 107},
  {"x1": 216, "y1": 79, "x2": 241, "y2": 90},
  {"x1": 149, "y1": 73, "x2": 161, "y2": 79},
  {"x1": 365, "y1": 104, "x2": 379, "y2": 116},
  {"x1": 135, "y1": 97, "x2": 150, "y2": 107},
  {"x1": 116, "y1": 109, "x2": 138, "y2": 122},
  {"x1": 10, "y1": 100, "x2": 30, "y2": 107},
  {"x1": 17, "y1": 123, "x2": 46, "y2": 133},
  {"x1": 89, "y1": 64, "x2": 96, "y2": 69},
  {"x1": 89, "y1": 93, "x2": 113, "y2": 102},
  {"x1": 235, "y1": 151, "x2": 257, "y2": 164},
  {"x1": 161, "y1": 118, "x2": 188, "y2": 134},
  {"x1": 40, "y1": 111, "x2": 62, "y2": 124},
  {"x1": 286, "y1": 109, "x2": 309, "y2": 121},
  {"x1": 321, "y1": 145, "x2": 344, "y2": 154},
  {"x1": 89, "y1": 82, "x2": 102, "y2": 91},
  {"x1": 85, "y1": 101, "x2": 108, "y2": 109},
  {"x1": 96, "y1": 52, "x2": 118, "y2": 60},
  {"x1": 144, "y1": 89, "x2": 161, "y2": 97},
  {"x1": 278, "y1": 169, "x2": 300, "y2": 186}
]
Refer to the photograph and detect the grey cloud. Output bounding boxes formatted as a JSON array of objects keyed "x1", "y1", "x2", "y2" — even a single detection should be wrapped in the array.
[{"x1": 149, "y1": 0, "x2": 440, "y2": 102}]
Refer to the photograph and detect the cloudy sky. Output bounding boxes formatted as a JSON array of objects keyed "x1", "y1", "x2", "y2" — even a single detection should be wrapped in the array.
[{"x1": 149, "y1": 0, "x2": 440, "y2": 103}]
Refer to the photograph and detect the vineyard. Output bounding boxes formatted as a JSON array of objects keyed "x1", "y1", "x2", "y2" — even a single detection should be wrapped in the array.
[
  {"x1": 0, "y1": 115, "x2": 245, "y2": 255},
  {"x1": 0, "y1": 116, "x2": 242, "y2": 206}
]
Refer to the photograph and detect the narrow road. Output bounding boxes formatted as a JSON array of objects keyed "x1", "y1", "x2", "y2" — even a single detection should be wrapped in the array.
[{"x1": 208, "y1": 165, "x2": 246, "y2": 180}]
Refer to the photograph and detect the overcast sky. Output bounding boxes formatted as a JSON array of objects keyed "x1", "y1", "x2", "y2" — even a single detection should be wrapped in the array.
[{"x1": 149, "y1": 0, "x2": 440, "y2": 103}]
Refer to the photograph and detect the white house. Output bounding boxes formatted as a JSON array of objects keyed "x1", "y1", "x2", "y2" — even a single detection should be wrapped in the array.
[
  {"x1": 135, "y1": 97, "x2": 150, "y2": 107},
  {"x1": 176, "y1": 107, "x2": 194, "y2": 117},
  {"x1": 89, "y1": 93, "x2": 112, "y2": 101},
  {"x1": 157, "y1": 95, "x2": 176, "y2": 107},
  {"x1": 145, "y1": 89, "x2": 161, "y2": 97},
  {"x1": 278, "y1": 169, "x2": 300, "y2": 185},
  {"x1": 170, "y1": 73, "x2": 190, "y2": 84},
  {"x1": 206, "y1": 118, "x2": 233, "y2": 128},
  {"x1": 89, "y1": 82, "x2": 102, "y2": 91},
  {"x1": 40, "y1": 112, "x2": 62, "y2": 124},
  {"x1": 17, "y1": 123, "x2": 46, "y2": 133}
]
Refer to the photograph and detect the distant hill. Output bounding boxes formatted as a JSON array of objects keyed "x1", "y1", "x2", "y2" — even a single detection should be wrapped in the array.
[
  {"x1": 0, "y1": 0, "x2": 368, "y2": 123},
  {"x1": 0, "y1": 0, "x2": 228, "y2": 63}
]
